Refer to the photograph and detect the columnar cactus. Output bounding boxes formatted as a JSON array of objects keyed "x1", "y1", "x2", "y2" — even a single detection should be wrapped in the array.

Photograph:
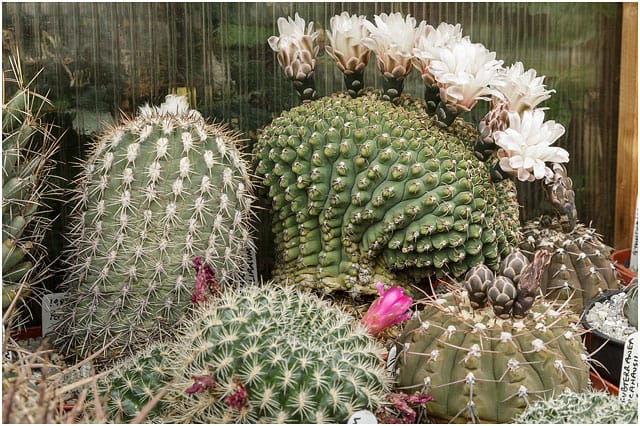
[
  {"x1": 2, "y1": 59, "x2": 59, "y2": 311},
  {"x1": 53, "y1": 95, "x2": 255, "y2": 361},
  {"x1": 394, "y1": 288, "x2": 590, "y2": 423},
  {"x1": 520, "y1": 218, "x2": 620, "y2": 310},
  {"x1": 513, "y1": 389, "x2": 638, "y2": 424},
  {"x1": 98, "y1": 284, "x2": 392, "y2": 424},
  {"x1": 254, "y1": 92, "x2": 521, "y2": 295}
]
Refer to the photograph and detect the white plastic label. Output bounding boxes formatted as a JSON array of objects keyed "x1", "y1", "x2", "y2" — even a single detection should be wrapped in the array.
[
  {"x1": 348, "y1": 410, "x2": 378, "y2": 424},
  {"x1": 386, "y1": 345, "x2": 398, "y2": 374},
  {"x1": 42, "y1": 293, "x2": 66, "y2": 336},
  {"x1": 619, "y1": 332, "x2": 638, "y2": 402}
]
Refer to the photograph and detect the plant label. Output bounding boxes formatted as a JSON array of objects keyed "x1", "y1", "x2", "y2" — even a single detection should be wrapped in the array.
[
  {"x1": 619, "y1": 332, "x2": 638, "y2": 403},
  {"x1": 386, "y1": 345, "x2": 398, "y2": 374},
  {"x1": 348, "y1": 410, "x2": 378, "y2": 424},
  {"x1": 42, "y1": 292, "x2": 65, "y2": 336}
]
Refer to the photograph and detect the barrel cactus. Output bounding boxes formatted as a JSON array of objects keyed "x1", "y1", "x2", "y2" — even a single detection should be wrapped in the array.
[
  {"x1": 513, "y1": 389, "x2": 638, "y2": 424},
  {"x1": 254, "y1": 92, "x2": 521, "y2": 296},
  {"x1": 520, "y1": 218, "x2": 620, "y2": 310},
  {"x1": 98, "y1": 284, "x2": 392, "y2": 423},
  {"x1": 2, "y1": 59, "x2": 58, "y2": 312},
  {"x1": 52, "y1": 95, "x2": 255, "y2": 361},
  {"x1": 394, "y1": 287, "x2": 590, "y2": 423}
]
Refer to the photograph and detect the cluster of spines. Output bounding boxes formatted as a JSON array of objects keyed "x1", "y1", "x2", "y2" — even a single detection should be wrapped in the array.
[
  {"x1": 98, "y1": 284, "x2": 391, "y2": 424},
  {"x1": 394, "y1": 289, "x2": 590, "y2": 423},
  {"x1": 255, "y1": 94, "x2": 518, "y2": 294},
  {"x1": 55, "y1": 97, "x2": 255, "y2": 360}
]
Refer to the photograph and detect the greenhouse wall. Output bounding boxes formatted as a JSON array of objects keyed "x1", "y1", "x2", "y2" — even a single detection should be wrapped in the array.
[{"x1": 1, "y1": 2, "x2": 627, "y2": 280}]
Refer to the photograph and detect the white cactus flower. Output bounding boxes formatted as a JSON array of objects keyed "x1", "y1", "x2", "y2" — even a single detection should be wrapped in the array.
[
  {"x1": 412, "y1": 22, "x2": 468, "y2": 86},
  {"x1": 325, "y1": 12, "x2": 371, "y2": 74},
  {"x1": 360, "y1": 12, "x2": 425, "y2": 79},
  {"x1": 428, "y1": 39, "x2": 503, "y2": 112},
  {"x1": 494, "y1": 62, "x2": 555, "y2": 115},
  {"x1": 495, "y1": 109, "x2": 569, "y2": 182},
  {"x1": 268, "y1": 13, "x2": 319, "y2": 81}
]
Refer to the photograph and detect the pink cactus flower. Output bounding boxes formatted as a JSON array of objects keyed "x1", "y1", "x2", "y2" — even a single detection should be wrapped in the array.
[
  {"x1": 185, "y1": 374, "x2": 216, "y2": 395},
  {"x1": 361, "y1": 282, "x2": 413, "y2": 335},
  {"x1": 224, "y1": 381, "x2": 248, "y2": 410},
  {"x1": 190, "y1": 256, "x2": 220, "y2": 305}
]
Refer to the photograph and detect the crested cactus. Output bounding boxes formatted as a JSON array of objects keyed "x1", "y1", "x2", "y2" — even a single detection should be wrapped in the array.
[
  {"x1": 2, "y1": 59, "x2": 59, "y2": 312},
  {"x1": 254, "y1": 92, "x2": 521, "y2": 295},
  {"x1": 394, "y1": 288, "x2": 590, "y2": 423},
  {"x1": 513, "y1": 389, "x2": 638, "y2": 424},
  {"x1": 520, "y1": 218, "x2": 620, "y2": 310},
  {"x1": 99, "y1": 284, "x2": 392, "y2": 424},
  {"x1": 52, "y1": 95, "x2": 255, "y2": 361}
]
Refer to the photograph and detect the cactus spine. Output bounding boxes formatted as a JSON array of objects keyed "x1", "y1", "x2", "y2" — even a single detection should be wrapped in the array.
[
  {"x1": 53, "y1": 95, "x2": 255, "y2": 362},
  {"x1": 2, "y1": 58, "x2": 59, "y2": 312},
  {"x1": 98, "y1": 284, "x2": 392, "y2": 423}
]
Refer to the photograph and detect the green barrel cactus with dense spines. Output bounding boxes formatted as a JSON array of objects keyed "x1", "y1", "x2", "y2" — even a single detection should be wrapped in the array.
[
  {"x1": 52, "y1": 95, "x2": 255, "y2": 361},
  {"x1": 98, "y1": 284, "x2": 392, "y2": 424},
  {"x1": 394, "y1": 289, "x2": 590, "y2": 423},
  {"x1": 254, "y1": 92, "x2": 521, "y2": 295},
  {"x1": 519, "y1": 218, "x2": 619, "y2": 309},
  {"x1": 513, "y1": 389, "x2": 638, "y2": 424},
  {"x1": 2, "y1": 61, "x2": 59, "y2": 310}
]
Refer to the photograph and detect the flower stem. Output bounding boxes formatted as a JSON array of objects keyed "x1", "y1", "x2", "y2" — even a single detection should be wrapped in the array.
[
  {"x1": 433, "y1": 101, "x2": 458, "y2": 128},
  {"x1": 423, "y1": 85, "x2": 440, "y2": 115},
  {"x1": 381, "y1": 76, "x2": 404, "y2": 104},
  {"x1": 344, "y1": 71, "x2": 365, "y2": 98},
  {"x1": 292, "y1": 76, "x2": 318, "y2": 103}
]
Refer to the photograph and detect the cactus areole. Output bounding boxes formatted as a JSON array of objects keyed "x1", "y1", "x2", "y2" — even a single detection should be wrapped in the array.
[
  {"x1": 254, "y1": 93, "x2": 521, "y2": 295},
  {"x1": 53, "y1": 95, "x2": 255, "y2": 361}
]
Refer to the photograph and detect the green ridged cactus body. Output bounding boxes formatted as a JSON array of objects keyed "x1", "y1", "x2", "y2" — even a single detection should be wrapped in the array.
[
  {"x1": 520, "y1": 218, "x2": 619, "y2": 310},
  {"x1": 254, "y1": 92, "x2": 521, "y2": 295},
  {"x1": 394, "y1": 289, "x2": 590, "y2": 423},
  {"x1": 2, "y1": 60, "x2": 59, "y2": 310},
  {"x1": 53, "y1": 95, "x2": 255, "y2": 361},
  {"x1": 513, "y1": 389, "x2": 638, "y2": 424},
  {"x1": 99, "y1": 285, "x2": 391, "y2": 424}
]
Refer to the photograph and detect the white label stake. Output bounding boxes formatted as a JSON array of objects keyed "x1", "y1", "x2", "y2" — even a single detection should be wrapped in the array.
[
  {"x1": 42, "y1": 293, "x2": 66, "y2": 337},
  {"x1": 619, "y1": 332, "x2": 638, "y2": 403},
  {"x1": 348, "y1": 410, "x2": 378, "y2": 424}
]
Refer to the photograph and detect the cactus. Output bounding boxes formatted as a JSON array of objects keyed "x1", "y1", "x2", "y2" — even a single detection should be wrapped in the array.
[
  {"x1": 513, "y1": 389, "x2": 638, "y2": 424},
  {"x1": 2, "y1": 58, "x2": 59, "y2": 312},
  {"x1": 254, "y1": 92, "x2": 521, "y2": 295},
  {"x1": 394, "y1": 287, "x2": 590, "y2": 423},
  {"x1": 623, "y1": 278, "x2": 638, "y2": 329},
  {"x1": 520, "y1": 218, "x2": 620, "y2": 310},
  {"x1": 52, "y1": 95, "x2": 255, "y2": 362},
  {"x1": 98, "y1": 284, "x2": 392, "y2": 423}
]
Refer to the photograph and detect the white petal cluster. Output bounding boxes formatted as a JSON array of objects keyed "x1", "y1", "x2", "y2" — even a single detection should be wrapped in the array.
[
  {"x1": 495, "y1": 109, "x2": 569, "y2": 182},
  {"x1": 360, "y1": 12, "x2": 425, "y2": 79},
  {"x1": 325, "y1": 12, "x2": 371, "y2": 74},
  {"x1": 428, "y1": 39, "x2": 503, "y2": 113},
  {"x1": 267, "y1": 13, "x2": 320, "y2": 80},
  {"x1": 494, "y1": 62, "x2": 555, "y2": 114},
  {"x1": 412, "y1": 22, "x2": 468, "y2": 85}
]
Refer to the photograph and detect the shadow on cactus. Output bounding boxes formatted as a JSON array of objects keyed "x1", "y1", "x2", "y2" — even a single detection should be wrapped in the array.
[
  {"x1": 98, "y1": 284, "x2": 392, "y2": 423},
  {"x1": 2, "y1": 57, "x2": 60, "y2": 322},
  {"x1": 52, "y1": 95, "x2": 256, "y2": 363}
]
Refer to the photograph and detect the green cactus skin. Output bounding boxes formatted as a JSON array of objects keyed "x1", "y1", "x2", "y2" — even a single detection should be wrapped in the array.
[
  {"x1": 254, "y1": 92, "x2": 521, "y2": 295},
  {"x1": 99, "y1": 285, "x2": 392, "y2": 424},
  {"x1": 99, "y1": 344, "x2": 174, "y2": 423},
  {"x1": 520, "y1": 218, "x2": 620, "y2": 310},
  {"x1": 513, "y1": 389, "x2": 638, "y2": 424},
  {"x1": 53, "y1": 95, "x2": 255, "y2": 362},
  {"x1": 394, "y1": 289, "x2": 590, "y2": 423},
  {"x1": 2, "y1": 60, "x2": 59, "y2": 311}
]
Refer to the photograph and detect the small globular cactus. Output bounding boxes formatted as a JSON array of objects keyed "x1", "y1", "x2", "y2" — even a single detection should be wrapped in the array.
[
  {"x1": 53, "y1": 95, "x2": 255, "y2": 362},
  {"x1": 513, "y1": 389, "x2": 638, "y2": 424},
  {"x1": 394, "y1": 288, "x2": 590, "y2": 423},
  {"x1": 98, "y1": 284, "x2": 392, "y2": 424}
]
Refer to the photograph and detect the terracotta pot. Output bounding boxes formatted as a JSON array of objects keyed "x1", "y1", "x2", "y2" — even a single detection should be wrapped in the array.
[
  {"x1": 610, "y1": 248, "x2": 637, "y2": 286},
  {"x1": 10, "y1": 326, "x2": 42, "y2": 340},
  {"x1": 589, "y1": 370, "x2": 619, "y2": 395}
]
